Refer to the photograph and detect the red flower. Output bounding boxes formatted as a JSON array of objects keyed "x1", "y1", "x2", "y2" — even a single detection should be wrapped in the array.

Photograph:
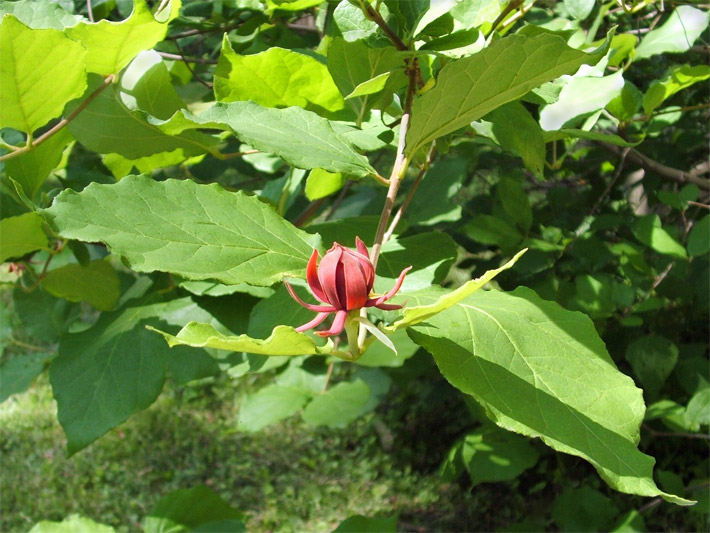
[{"x1": 285, "y1": 237, "x2": 411, "y2": 337}]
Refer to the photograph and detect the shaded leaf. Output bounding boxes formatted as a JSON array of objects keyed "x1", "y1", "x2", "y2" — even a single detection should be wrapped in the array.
[
  {"x1": 334, "y1": 514, "x2": 398, "y2": 533},
  {"x1": 631, "y1": 214, "x2": 687, "y2": 259},
  {"x1": 0, "y1": 212, "x2": 49, "y2": 262},
  {"x1": 0, "y1": 352, "x2": 54, "y2": 403},
  {"x1": 41, "y1": 259, "x2": 120, "y2": 311},
  {"x1": 626, "y1": 335, "x2": 679, "y2": 398},
  {"x1": 237, "y1": 384, "x2": 311, "y2": 432},
  {"x1": 302, "y1": 380, "x2": 371, "y2": 428}
]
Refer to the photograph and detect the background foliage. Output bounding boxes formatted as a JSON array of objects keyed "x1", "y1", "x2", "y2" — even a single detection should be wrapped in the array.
[{"x1": 1, "y1": 0, "x2": 708, "y2": 530}]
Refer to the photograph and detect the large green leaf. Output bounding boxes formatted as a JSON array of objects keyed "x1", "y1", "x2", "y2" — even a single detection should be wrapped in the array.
[
  {"x1": 215, "y1": 39, "x2": 345, "y2": 114},
  {"x1": 67, "y1": 74, "x2": 215, "y2": 159},
  {"x1": 29, "y1": 515, "x2": 115, "y2": 533},
  {"x1": 155, "y1": 102, "x2": 376, "y2": 177},
  {"x1": 43, "y1": 176, "x2": 321, "y2": 286},
  {"x1": 0, "y1": 0, "x2": 82, "y2": 29},
  {"x1": 406, "y1": 30, "x2": 612, "y2": 156},
  {"x1": 643, "y1": 64, "x2": 710, "y2": 115},
  {"x1": 302, "y1": 380, "x2": 371, "y2": 428},
  {"x1": 237, "y1": 383, "x2": 312, "y2": 432},
  {"x1": 0, "y1": 212, "x2": 49, "y2": 262},
  {"x1": 406, "y1": 286, "x2": 691, "y2": 504},
  {"x1": 144, "y1": 485, "x2": 245, "y2": 533},
  {"x1": 65, "y1": 0, "x2": 181, "y2": 75},
  {"x1": 0, "y1": 15, "x2": 86, "y2": 133},
  {"x1": 41, "y1": 259, "x2": 120, "y2": 311},
  {"x1": 635, "y1": 6, "x2": 710, "y2": 60},
  {"x1": 152, "y1": 322, "x2": 331, "y2": 357},
  {"x1": 49, "y1": 297, "x2": 214, "y2": 454}
]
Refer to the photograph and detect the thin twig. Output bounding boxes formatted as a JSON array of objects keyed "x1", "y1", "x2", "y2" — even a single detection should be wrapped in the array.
[
  {"x1": 217, "y1": 149, "x2": 260, "y2": 160},
  {"x1": 168, "y1": 22, "x2": 245, "y2": 40},
  {"x1": 293, "y1": 199, "x2": 326, "y2": 228},
  {"x1": 86, "y1": 0, "x2": 94, "y2": 22},
  {"x1": 322, "y1": 361, "x2": 335, "y2": 392},
  {"x1": 174, "y1": 40, "x2": 212, "y2": 89},
  {"x1": 383, "y1": 143, "x2": 436, "y2": 241},
  {"x1": 360, "y1": 2, "x2": 408, "y2": 51},
  {"x1": 157, "y1": 52, "x2": 218, "y2": 65},
  {"x1": 0, "y1": 74, "x2": 115, "y2": 163},
  {"x1": 324, "y1": 181, "x2": 353, "y2": 221}
]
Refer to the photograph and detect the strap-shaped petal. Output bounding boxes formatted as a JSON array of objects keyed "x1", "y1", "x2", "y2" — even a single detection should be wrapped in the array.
[
  {"x1": 315, "y1": 309, "x2": 348, "y2": 337},
  {"x1": 319, "y1": 245, "x2": 344, "y2": 309},
  {"x1": 284, "y1": 281, "x2": 336, "y2": 312},
  {"x1": 366, "y1": 266, "x2": 412, "y2": 307},
  {"x1": 305, "y1": 248, "x2": 328, "y2": 303},
  {"x1": 295, "y1": 311, "x2": 331, "y2": 333},
  {"x1": 341, "y1": 252, "x2": 369, "y2": 310}
]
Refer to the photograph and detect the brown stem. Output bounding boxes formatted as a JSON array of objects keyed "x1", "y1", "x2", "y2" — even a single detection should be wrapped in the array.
[
  {"x1": 86, "y1": 0, "x2": 94, "y2": 22},
  {"x1": 0, "y1": 74, "x2": 115, "y2": 163},
  {"x1": 157, "y1": 52, "x2": 218, "y2": 64},
  {"x1": 293, "y1": 198, "x2": 326, "y2": 228},
  {"x1": 168, "y1": 22, "x2": 245, "y2": 40},
  {"x1": 173, "y1": 40, "x2": 213, "y2": 89},
  {"x1": 594, "y1": 141, "x2": 710, "y2": 190},
  {"x1": 217, "y1": 149, "x2": 260, "y2": 160},
  {"x1": 370, "y1": 59, "x2": 420, "y2": 271},
  {"x1": 360, "y1": 2, "x2": 408, "y2": 51}
]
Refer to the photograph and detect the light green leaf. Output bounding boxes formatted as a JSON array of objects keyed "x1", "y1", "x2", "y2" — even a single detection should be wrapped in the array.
[
  {"x1": 610, "y1": 509, "x2": 646, "y2": 533},
  {"x1": 265, "y1": 0, "x2": 322, "y2": 12},
  {"x1": 0, "y1": 15, "x2": 87, "y2": 133},
  {"x1": 215, "y1": 39, "x2": 344, "y2": 114},
  {"x1": 237, "y1": 384, "x2": 312, "y2": 432},
  {"x1": 407, "y1": 286, "x2": 692, "y2": 504},
  {"x1": 631, "y1": 214, "x2": 687, "y2": 259},
  {"x1": 41, "y1": 259, "x2": 120, "y2": 311},
  {"x1": 461, "y1": 424, "x2": 539, "y2": 486},
  {"x1": 65, "y1": 0, "x2": 181, "y2": 75},
  {"x1": 305, "y1": 168, "x2": 346, "y2": 201},
  {"x1": 626, "y1": 336, "x2": 679, "y2": 398},
  {"x1": 687, "y1": 216, "x2": 709, "y2": 257},
  {"x1": 120, "y1": 50, "x2": 187, "y2": 119},
  {"x1": 29, "y1": 514, "x2": 115, "y2": 533},
  {"x1": 44, "y1": 176, "x2": 321, "y2": 286},
  {"x1": 144, "y1": 485, "x2": 245, "y2": 533},
  {"x1": 636, "y1": 6, "x2": 710, "y2": 60},
  {"x1": 388, "y1": 249, "x2": 526, "y2": 331},
  {"x1": 152, "y1": 322, "x2": 331, "y2": 357},
  {"x1": 346, "y1": 71, "x2": 395, "y2": 99},
  {"x1": 332, "y1": 2, "x2": 379, "y2": 42},
  {"x1": 565, "y1": 0, "x2": 595, "y2": 20},
  {"x1": 643, "y1": 64, "x2": 710, "y2": 115},
  {"x1": 542, "y1": 128, "x2": 642, "y2": 146},
  {"x1": 302, "y1": 380, "x2": 371, "y2": 428},
  {"x1": 685, "y1": 386, "x2": 710, "y2": 427},
  {"x1": 156, "y1": 102, "x2": 375, "y2": 177},
  {"x1": 4, "y1": 128, "x2": 73, "y2": 198},
  {"x1": 67, "y1": 74, "x2": 215, "y2": 159},
  {"x1": 0, "y1": 0, "x2": 83, "y2": 29},
  {"x1": 0, "y1": 212, "x2": 49, "y2": 262},
  {"x1": 540, "y1": 71, "x2": 624, "y2": 130},
  {"x1": 49, "y1": 297, "x2": 213, "y2": 454},
  {"x1": 406, "y1": 30, "x2": 612, "y2": 156},
  {"x1": 327, "y1": 38, "x2": 404, "y2": 117}
]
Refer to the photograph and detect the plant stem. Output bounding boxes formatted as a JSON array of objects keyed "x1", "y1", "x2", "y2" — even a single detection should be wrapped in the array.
[
  {"x1": 359, "y1": 1, "x2": 408, "y2": 51},
  {"x1": 0, "y1": 74, "x2": 115, "y2": 164}
]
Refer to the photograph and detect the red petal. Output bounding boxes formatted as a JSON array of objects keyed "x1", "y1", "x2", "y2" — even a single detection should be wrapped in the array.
[
  {"x1": 319, "y1": 246, "x2": 344, "y2": 309},
  {"x1": 355, "y1": 237, "x2": 369, "y2": 259},
  {"x1": 285, "y1": 281, "x2": 337, "y2": 312},
  {"x1": 366, "y1": 265, "x2": 412, "y2": 306},
  {"x1": 341, "y1": 253, "x2": 369, "y2": 310},
  {"x1": 306, "y1": 249, "x2": 327, "y2": 303},
  {"x1": 315, "y1": 309, "x2": 348, "y2": 337},
  {"x1": 373, "y1": 302, "x2": 403, "y2": 311},
  {"x1": 295, "y1": 312, "x2": 331, "y2": 332}
]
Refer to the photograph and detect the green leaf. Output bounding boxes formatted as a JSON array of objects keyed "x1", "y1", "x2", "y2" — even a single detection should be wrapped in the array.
[
  {"x1": 44, "y1": 176, "x2": 321, "y2": 286},
  {"x1": 0, "y1": 212, "x2": 49, "y2": 262},
  {"x1": 610, "y1": 510, "x2": 646, "y2": 533},
  {"x1": 685, "y1": 386, "x2": 710, "y2": 427},
  {"x1": 302, "y1": 380, "x2": 371, "y2": 428},
  {"x1": 406, "y1": 30, "x2": 612, "y2": 156},
  {"x1": 49, "y1": 297, "x2": 212, "y2": 454},
  {"x1": 553, "y1": 486, "x2": 619, "y2": 532},
  {"x1": 0, "y1": 0, "x2": 82, "y2": 29},
  {"x1": 144, "y1": 485, "x2": 245, "y2": 533},
  {"x1": 305, "y1": 168, "x2": 346, "y2": 201},
  {"x1": 4, "y1": 128, "x2": 73, "y2": 198},
  {"x1": 327, "y1": 38, "x2": 404, "y2": 117},
  {"x1": 498, "y1": 176, "x2": 533, "y2": 231},
  {"x1": 643, "y1": 64, "x2": 710, "y2": 115},
  {"x1": 12, "y1": 286, "x2": 75, "y2": 343},
  {"x1": 41, "y1": 259, "x2": 120, "y2": 311},
  {"x1": 67, "y1": 74, "x2": 215, "y2": 159},
  {"x1": 631, "y1": 214, "x2": 687, "y2": 259},
  {"x1": 388, "y1": 249, "x2": 526, "y2": 330},
  {"x1": 461, "y1": 425, "x2": 539, "y2": 486},
  {"x1": 688, "y1": 216, "x2": 709, "y2": 257},
  {"x1": 65, "y1": 0, "x2": 181, "y2": 75},
  {"x1": 635, "y1": 6, "x2": 710, "y2": 60},
  {"x1": 543, "y1": 128, "x2": 642, "y2": 146},
  {"x1": 0, "y1": 15, "x2": 87, "y2": 133},
  {"x1": 29, "y1": 515, "x2": 115, "y2": 533},
  {"x1": 332, "y1": 2, "x2": 379, "y2": 42},
  {"x1": 540, "y1": 71, "x2": 624, "y2": 130},
  {"x1": 346, "y1": 71, "x2": 396, "y2": 99},
  {"x1": 565, "y1": 0, "x2": 595, "y2": 20},
  {"x1": 625, "y1": 336, "x2": 679, "y2": 398},
  {"x1": 406, "y1": 157, "x2": 465, "y2": 226},
  {"x1": 420, "y1": 28, "x2": 484, "y2": 58},
  {"x1": 407, "y1": 287, "x2": 692, "y2": 504},
  {"x1": 156, "y1": 102, "x2": 375, "y2": 177},
  {"x1": 151, "y1": 322, "x2": 332, "y2": 357},
  {"x1": 0, "y1": 352, "x2": 54, "y2": 403},
  {"x1": 215, "y1": 39, "x2": 344, "y2": 114},
  {"x1": 237, "y1": 383, "x2": 312, "y2": 432},
  {"x1": 334, "y1": 515, "x2": 398, "y2": 533},
  {"x1": 479, "y1": 102, "x2": 546, "y2": 177},
  {"x1": 465, "y1": 214, "x2": 524, "y2": 250}
]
